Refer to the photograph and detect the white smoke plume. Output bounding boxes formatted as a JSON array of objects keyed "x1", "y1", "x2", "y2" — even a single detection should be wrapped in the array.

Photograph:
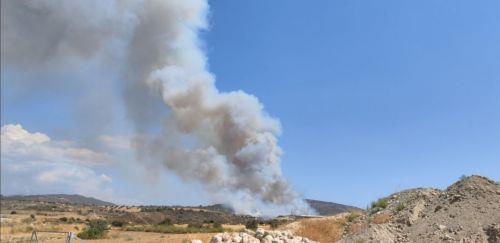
[{"x1": 1, "y1": 0, "x2": 312, "y2": 215}]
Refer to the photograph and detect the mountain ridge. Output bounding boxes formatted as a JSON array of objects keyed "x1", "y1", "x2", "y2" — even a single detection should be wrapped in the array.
[
  {"x1": 1, "y1": 194, "x2": 361, "y2": 216},
  {"x1": 1, "y1": 194, "x2": 114, "y2": 206}
]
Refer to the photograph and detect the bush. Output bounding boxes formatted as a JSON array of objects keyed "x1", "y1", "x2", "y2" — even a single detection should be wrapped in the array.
[
  {"x1": 111, "y1": 221, "x2": 124, "y2": 227},
  {"x1": 269, "y1": 219, "x2": 279, "y2": 229},
  {"x1": 187, "y1": 222, "x2": 203, "y2": 228},
  {"x1": 30, "y1": 214, "x2": 36, "y2": 219},
  {"x1": 125, "y1": 224, "x2": 224, "y2": 234},
  {"x1": 245, "y1": 220, "x2": 258, "y2": 230},
  {"x1": 347, "y1": 212, "x2": 360, "y2": 222},
  {"x1": 77, "y1": 220, "x2": 109, "y2": 239},
  {"x1": 10, "y1": 211, "x2": 17, "y2": 214},
  {"x1": 158, "y1": 218, "x2": 172, "y2": 226},
  {"x1": 370, "y1": 197, "x2": 388, "y2": 213},
  {"x1": 59, "y1": 217, "x2": 68, "y2": 222},
  {"x1": 396, "y1": 202, "x2": 405, "y2": 212},
  {"x1": 213, "y1": 222, "x2": 222, "y2": 228}
]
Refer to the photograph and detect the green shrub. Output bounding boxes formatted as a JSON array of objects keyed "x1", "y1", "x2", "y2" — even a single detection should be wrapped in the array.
[
  {"x1": 77, "y1": 220, "x2": 108, "y2": 239},
  {"x1": 213, "y1": 222, "x2": 222, "y2": 228},
  {"x1": 111, "y1": 221, "x2": 124, "y2": 227},
  {"x1": 125, "y1": 224, "x2": 224, "y2": 234},
  {"x1": 187, "y1": 222, "x2": 203, "y2": 228},
  {"x1": 396, "y1": 202, "x2": 405, "y2": 212},
  {"x1": 370, "y1": 197, "x2": 388, "y2": 213},
  {"x1": 347, "y1": 212, "x2": 360, "y2": 222},
  {"x1": 245, "y1": 220, "x2": 258, "y2": 230},
  {"x1": 158, "y1": 218, "x2": 172, "y2": 226},
  {"x1": 269, "y1": 219, "x2": 279, "y2": 229}
]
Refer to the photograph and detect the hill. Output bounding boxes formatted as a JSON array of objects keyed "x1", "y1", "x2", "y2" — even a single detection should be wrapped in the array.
[
  {"x1": 339, "y1": 175, "x2": 500, "y2": 242},
  {"x1": 199, "y1": 200, "x2": 361, "y2": 216},
  {"x1": 1, "y1": 194, "x2": 114, "y2": 206},
  {"x1": 305, "y1": 199, "x2": 362, "y2": 216},
  {"x1": 1, "y1": 194, "x2": 361, "y2": 216}
]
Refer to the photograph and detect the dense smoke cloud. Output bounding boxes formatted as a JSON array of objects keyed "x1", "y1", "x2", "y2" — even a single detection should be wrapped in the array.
[{"x1": 1, "y1": 0, "x2": 312, "y2": 215}]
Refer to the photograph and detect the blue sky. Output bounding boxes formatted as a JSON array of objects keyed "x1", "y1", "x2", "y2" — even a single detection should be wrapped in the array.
[
  {"x1": 204, "y1": 0, "x2": 500, "y2": 206},
  {"x1": 1, "y1": 0, "x2": 499, "y2": 208}
]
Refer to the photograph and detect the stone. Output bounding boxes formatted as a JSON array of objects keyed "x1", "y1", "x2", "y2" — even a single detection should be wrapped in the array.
[{"x1": 210, "y1": 229, "x2": 316, "y2": 243}]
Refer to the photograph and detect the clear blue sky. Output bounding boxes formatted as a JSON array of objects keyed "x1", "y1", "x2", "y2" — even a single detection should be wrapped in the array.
[
  {"x1": 203, "y1": 0, "x2": 500, "y2": 206},
  {"x1": 2, "y1": 0, "x2": 499, "y2": 208}
]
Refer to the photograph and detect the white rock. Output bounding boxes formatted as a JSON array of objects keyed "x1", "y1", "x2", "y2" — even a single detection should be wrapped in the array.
[
  {"x1": 261, "y1": 234, "x2": 274, "y2": 243},
  {"x1": 210, "y1": 235, "x2": 222, "y2": 243},
  {"x1": 210, "y1": 229, "x2": 316, "y2": 243},
  {"x1": 233, "y1": 235, "x2": 242, "y2": 243}
]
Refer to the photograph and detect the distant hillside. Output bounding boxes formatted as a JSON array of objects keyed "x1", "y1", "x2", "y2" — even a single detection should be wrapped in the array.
[
  {"x1": 305, "y1": 199, "x2": 363, "y2": 215},
  {"x1": 200, "y1": 203, "x2": 236, "y2": 214},
  {"x1": 203, "y1": 200, "x2": 362, "y2": 216},
  {"x1": 1, "y1": 194, "x2": 360, "y2": 216},
  {"x1": 1, "y1": 194, "x2": 114, "y2": 206}
]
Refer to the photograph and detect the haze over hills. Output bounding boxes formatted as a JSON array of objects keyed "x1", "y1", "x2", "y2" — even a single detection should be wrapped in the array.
[
  {"x1": 1, "y1": 194, "x2": 360, "y2": 216},
  {"x1": 304, "y1": 199, "x2": 362, "y2": 215}
]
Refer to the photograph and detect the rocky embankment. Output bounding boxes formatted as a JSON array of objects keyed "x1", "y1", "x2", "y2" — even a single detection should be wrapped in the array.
[
  {"x1": 340, "y1": 175, "x2": 500, "y2": 243},
  {"x1": 210, "y1": 228, "x2": 316, "y2": 243}
]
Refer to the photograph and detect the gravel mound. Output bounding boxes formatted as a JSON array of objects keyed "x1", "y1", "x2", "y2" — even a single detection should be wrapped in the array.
[
  {"x1": 210, "y1": 228, "x2": 316, "y2": 243},
  {"x1": 340, "y1": 175, "x2": 500, "y2": 243}
]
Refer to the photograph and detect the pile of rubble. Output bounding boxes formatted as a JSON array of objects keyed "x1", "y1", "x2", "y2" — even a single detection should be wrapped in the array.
[
  {"x1": 339, "y1": 175, "x2": 500, "y2": 242},
  {"x1": 209, "y1": 228, "x2": 316, "y2": 243}
]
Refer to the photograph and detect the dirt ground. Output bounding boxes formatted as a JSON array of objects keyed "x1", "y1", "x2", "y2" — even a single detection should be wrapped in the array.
[{"x1": 1, "y1": 230, "x2": 217, "y2": 243}]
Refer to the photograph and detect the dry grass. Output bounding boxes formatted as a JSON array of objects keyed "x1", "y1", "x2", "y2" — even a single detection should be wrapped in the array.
[
  {"x1": 372, "y1": 213, "x2": 390, "y2": 224},
  {"x1": 346, "y1": 222, "x2": 368, "y2": 235},
  {"x1": 294, "y1": 217, "x2": 346, "y2": 243},
  {"x1": 0, "y1": 208, "x2": 224, "y2": 243},
  {"x1": 346, "y1": 212, "x2": 362, "y2": 222},
  {"x1": 85, "y1": 230, "x2": 216, "y2": 243},
  {"x1": 222, "y1": 224, "x2": 245, "y2": 231}
]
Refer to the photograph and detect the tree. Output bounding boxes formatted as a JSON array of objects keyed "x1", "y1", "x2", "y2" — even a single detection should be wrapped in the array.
[{"x1": 245, "y1": 220, "x2": 258, "y2": 230}]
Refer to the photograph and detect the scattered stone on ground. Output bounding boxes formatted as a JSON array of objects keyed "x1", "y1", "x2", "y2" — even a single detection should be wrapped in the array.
[
  {"x1": 339, "y1": 175, "x2": 500, "y2": 243},
  {"x1": 210, "y1": 228, "x2": 316, "y2": 243}
]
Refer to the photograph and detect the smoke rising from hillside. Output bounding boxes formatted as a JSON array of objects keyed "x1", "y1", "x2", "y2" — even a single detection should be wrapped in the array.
[{"x1": 1, "y1": 0, "x2": 312, "y2": 215}]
